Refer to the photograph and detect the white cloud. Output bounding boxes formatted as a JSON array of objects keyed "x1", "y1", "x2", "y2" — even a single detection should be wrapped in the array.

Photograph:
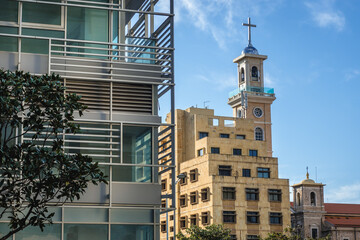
[
  {"x1": 175, "y1": 0, "x2": 283, "y2": 49},
  {"x1": 305, "y1": 0, "x2": 345, "y2": 31},
  {"x1": 264, "y1": 72, "x2": 277, "y2": 87},
  {"x1": 345, "y1": 69, "x2": 360, "y2": 81},
  {"x1": 196, "y1": 73, "x2": 237, "y2": 90},
  {"x1": 326, "y1": 183, "x2": 360, "y2": 203}
]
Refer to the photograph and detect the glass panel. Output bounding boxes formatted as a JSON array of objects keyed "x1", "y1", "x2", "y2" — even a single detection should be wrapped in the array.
[
  {"x1": 15, "y1": 224, "x2": 61, "y2": 240},
  {"x1": 23, "y1": 1, "x2": 61, "y2": 25},
  {"x1": 47, "y1": 207, "x2": 62, "y2": 222},
  {"x1": 64, "y1": 208, "x2": 108, "y2": 222},
  {"x1": 64, "y1": 224, "x2": 108, "y2": 240},
  {"x1": 0, "y1": 26, "x2": 18, "y2": 34},
  {"x1": 0, "y1": 0, "x2": 18, "y2": 22},
  {"x1": 111, "y1": 209, "x2": 153, "y2": 223},
  {"x1": 21, "y1": 38, "x2": 49, "y2": 54},
  {"x1": 111, "y1": 225, "x2": 154, "y2": 240},
  {"x1": 0, "y1": 36, "x2": 18, "y2": 52},
  {"x1": 123, "y1": 126, "x2": 152, "y2": 164},
  {"x1": 22, "y1": 28, "x2": 64, "y2": 38},
  {"x1": 112, "y1": 166, "x2": 152, "y2": 182},
  {"x1": 0, "y1": 223, "x2": 11, "y2": 238}
]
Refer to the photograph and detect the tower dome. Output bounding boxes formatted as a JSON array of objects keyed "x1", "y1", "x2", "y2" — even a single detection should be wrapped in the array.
[{"x1": 242, "y1": 43, "x2": 258, "y2": 55}]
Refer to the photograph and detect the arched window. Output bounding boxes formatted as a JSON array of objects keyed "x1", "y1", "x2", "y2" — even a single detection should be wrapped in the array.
[
  {"x1": 238, "y1": 109, "x2": 242, "y2": 118},
  {"x1": 254, "y1": 127, "x2": 263, "y2": 141},
  {"x1": 297, "y1": 192, "x2": 301, "y2": 206},
  {"x1": 311, "y1": 192, "x2": 316, "y2": 206},
  {"x1": 241, "y1": 68, "x2": 245, "y2": 82},
  {"x1": 251, "y1": 66, "x2": 259, "y2": 81}
]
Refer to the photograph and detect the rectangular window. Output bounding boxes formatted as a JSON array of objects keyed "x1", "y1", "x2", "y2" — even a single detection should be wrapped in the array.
[
  {"x1": 190, "y1": 191, "x2": 198, "y2": 205},
  {"x1": 180, "y1": 172, "x2": 187, "y2": 185},
  {"x1": 161, "y1": 179, "x2": 167, "y2": 191},
  {"x1": 220, "y1": 133, "x2": 229, "y2": 138},
  {"x1": 170, "y1": 226, "x2": 174, "y2": 232},
  {"x1": 247, "y1": 211, "x2": 259, "y2": 224},
  {"x1": 161, "y1": 200, "x2": 166, "y2": 208},
  {"x1": 0, "y1": 0, "x2": 18, "y2": 22},
  {"x1": 236, "y1": 134, "x2": 246, "y2": 139},
  {"x1": 190, "y1": 169, "x2": 198, "y2": 182},
  {"x1": 211, "y1": 147, "x2": 220, "y2": 154},
  {"x1": 179, "y1": 194, "x2": 187, "y2": 207},
  {"x1": 223, "y1": 187, "x2": 236, "y2": 200},
  {"x1": 269, "y1": 212, "x2": 282, "y2": 225},
  {"x1": 170, "y1": 215, "x2": 174, "y2": 221},
  {"x1": 201, "y1": 188, "x2": 210, "y2": 201},
  {"x1": 246, "y1": 188, "x2": 259, "y2": 201},
  {"x1": 233, "y1": 148, "x2": 242, "y2": 155},
  {"x1": 258, "y1": 168, "x2": 270, "y2": 178},
  {"x1": 190, "y1": 214, "x2": 197, "y2": 226},
  {"x1": 311, "y1": 228, "x2": 318, "y2": 239},
  {"x1": 247, "y1": 235, "x2": 260, "y2": 240},
  {"x1": 230, "y1": 235, "x2": 237, "y2": 240},
  {"x1": 243, "y1": 169, "x2": 251, "y2": 177},
  {"x1": 198, "y1": 148, "x2": 204, "y2": 156},
  {"x1": 199, "y1": 132, "x2": 208, "y2": 139},
  {"x1": 201, "y1": 212, "x2": 210, "y2": 225},
  {"x1": 180, "y1": 216, "x2": 187, "y2": 229},
  {"x1": 23, "y1": 1, "x2": 62, "y2": 26},
  {"x1": 223, "y1": 211, "x2": 236, "y2": 223},
  {"x1": 249, "y1": 149, "x2": 258, "y2": 157},
  {"x1": 219, "y1": 165, "x2": 232, "y2": 176},
  {"x1": 268, "y1": 189, "x2": 282, "y2": 202},
  {"x1": 160, "y1": 221, "x2": 166, "y2": 232}
]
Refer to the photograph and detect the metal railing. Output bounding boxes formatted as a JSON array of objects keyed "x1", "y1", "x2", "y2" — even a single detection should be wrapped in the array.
[{"x1": 229, "y1": 85, "x2": 275, "y2": 98}]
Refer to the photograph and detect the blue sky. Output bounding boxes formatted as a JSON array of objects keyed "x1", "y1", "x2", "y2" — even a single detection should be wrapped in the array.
[{"x1": 158, "y1": 0, "x2": 360, "y2": 203}]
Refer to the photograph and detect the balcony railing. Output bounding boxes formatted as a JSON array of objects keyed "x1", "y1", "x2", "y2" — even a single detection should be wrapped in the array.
[{"x1": 229, "y1": 85, "x2": 274, "y2": 98}]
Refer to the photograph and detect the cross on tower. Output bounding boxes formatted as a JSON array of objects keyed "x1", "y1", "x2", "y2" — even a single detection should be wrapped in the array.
[{"x1": 242, "y1": 17, "x2": 256, "y2": 46}]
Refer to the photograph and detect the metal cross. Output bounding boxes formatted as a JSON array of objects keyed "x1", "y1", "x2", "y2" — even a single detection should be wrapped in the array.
[{"x1": 242, "y1": 17, "x2": 256, "y2": 45}]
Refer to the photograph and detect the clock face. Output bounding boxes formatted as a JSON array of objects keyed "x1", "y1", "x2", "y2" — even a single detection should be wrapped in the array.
[{"x1": 253, "y1": 107, "x2": 263, "y2": 118}]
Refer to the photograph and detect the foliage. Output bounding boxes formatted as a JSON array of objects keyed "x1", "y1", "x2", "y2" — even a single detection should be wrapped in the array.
[
  {"x1": 0, "y1": 70, "x2": 107, "y2": 239},
  {"x1": 261, "y1": 228, "x2": 331, "y2": 240},
  {"x1": 176, "y1": 224, "x2": 232, "y2": 240}
]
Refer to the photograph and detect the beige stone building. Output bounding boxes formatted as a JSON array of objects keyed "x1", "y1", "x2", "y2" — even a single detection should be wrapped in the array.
[{"x1": 160, "y1": 18, "x2": 290, "y2": 240}]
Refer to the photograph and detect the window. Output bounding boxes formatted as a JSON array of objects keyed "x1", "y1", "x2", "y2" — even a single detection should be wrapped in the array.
[
  {"x1": 247, "y1": 211, "x2": 259, "y2": 224},
  {"x1": 170, "y1": 215, "x2": 174, "y2": 221},
  {"x1": 223, "y1": 211, "x2": 236, "y2": 223},
  {"x1": 241, "y1": 68, "x2": 245, "y2": 82},
  {"x1": 249, "y1": 149, "x2": 258, "y2": 157},
  {"x1": 198, "y1": 148, "x2": 204, "y2": 156},
  {"x1": 190, "y1": 169, "x2": 198, "y2": 182},
  {"x1": 243, "y1": 169, "x2": 251, "y2": 177},
  {"x1": 161, "y1": 179, "x2": 167, "y2": 191},
  {"x1": 170, "y1": 226, "x2": 174, "y2": 232},
  {"x1": 201, "y1": 188, "x2": 210, "y2": 201},
  {"x1": 219, "y1": 165, "x2": 232, "y2": 176},
  {"x1": 199, "y1": 132, "x2": 208, "y2": 139},
  {"x1": 311, "y1": 228, "x2": 318, "y2": 239},
  {"x1": 269, "y1": 212, "x2": 282, "y2": 224},
  {"x1": 254, "y1": 127, "x2": 263, "y2": 141},
  {"x1": 160, "y1": 221, "x2": 166, "y2": 232},
  {"x1": 238, "y1": 109, "x2": 242, "y2": 118},
  {"x1": 236, "y1": 134, "x2": 246, "y2": 139},
  {"x1": 179, "y1": 194, "x2": 187, "y2": 207},
  {"x1": 311, "y1": 192, "x2": 316, "y2": 206},
  {"x1": 180, "y1": 216, "x2": 187, "y2": 229},
  {"x1": 223, "y1": 187, "x2": 236, "y2": 200},
  {"x1": 251, "y1": 66, "x2": 259, "y2": 81},
  {"x1": 233, "y1": 149, "x2": 242, "y2": 156},
  {"x1": 190, "y1": 191, "x2": 198, "y2": 205},
  {"x1": 190, "y1": 214, "x2": 197, "y2": 226},
  {"x1": 201, "y1": 212, "x2": 210, "y2": 225},
  {"x1": 246, "y1": 188, "x2": 259, "y2": 201},
  {"x1": 230, "y1": 235, "x2": 237, "y2": 240},
  {"x1": 211, "y1": 147, "x2": 220, "y2": 154},
  {"x1": 297, "y1": 192, "x2": 301, "y2": 206},
  {"x1": 161, "y1": 200, "x2": 166, "y2": 208},
  {"x1": 180, "y1": 172, "x2": 187, "y2": 185},
  {"x1": 268, "y1": 189, "x2": 282, "y2": 202},
  {"x1": 247, "y1": 235, "x2": 260, "y2": 240},
  {"x1": 220, "y1": 133, "x2": 230, "y2": 138},
  {"x1": 257, "y1": 168, "x2": 270, "y2": 178}
]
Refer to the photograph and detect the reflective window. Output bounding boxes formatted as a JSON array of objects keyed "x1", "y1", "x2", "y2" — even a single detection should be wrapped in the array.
[
  {"x1": 254, "y1": 127, "x2": 263, "y2": 141},
  {"x1": 0, "y1": 0, "x2": 18, "y2": 22},
  {"x1": 112, "y1": 165, "x2": 152, "y2": 182},
  {"x1": 15, "y1": 224, "x2": 61, "y2": 240},
  {"x1": 123, "y1": 126, "x2": 152, "y2": 164},
  {"x1": 111, "y1": 225, "x2": 154, "y2": 240},
  {"x1": 23, "y1": 0, "x2": 62, "y2": 26},
  {"x1": 64, "y1": 224, "x2": 108, "y2": 240},
  {"x1": 111, "y1": 209, "x2": 154, "y2": 223},
  {"x1": 64, "y1": 208, "x2": 108, "y2": 222}
]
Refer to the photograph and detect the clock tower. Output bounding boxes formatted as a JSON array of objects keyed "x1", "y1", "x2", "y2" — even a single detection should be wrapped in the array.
[{"x1": 228, "y1": 18, "x2": 276, "y2": 157}]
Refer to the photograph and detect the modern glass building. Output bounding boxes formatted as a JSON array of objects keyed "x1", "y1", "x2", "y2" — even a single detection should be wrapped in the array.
[{"x1": 0, "y1": 0, "x2": 175, "y2": 239}]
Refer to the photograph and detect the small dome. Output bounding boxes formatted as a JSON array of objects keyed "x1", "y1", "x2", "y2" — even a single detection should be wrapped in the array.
[
  {"x1": 301, "y1": 178, "x2": 316, "y2": 184},
  {"x1": 242, "y1": 43, "x2": 258, "y2": 55}
]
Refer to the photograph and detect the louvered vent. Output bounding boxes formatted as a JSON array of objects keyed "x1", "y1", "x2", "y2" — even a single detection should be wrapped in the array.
[
  {"x1": 113, "y1": 83, "x2": 152, "y2": 114},
  {"x1": 65, "y1": 80, "x2": 110, "y2": 111}
]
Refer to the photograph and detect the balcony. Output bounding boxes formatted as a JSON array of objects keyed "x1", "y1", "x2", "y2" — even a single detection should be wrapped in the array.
[{"x1": 229, "y1": 85, "x2": 275, "y2": 98}]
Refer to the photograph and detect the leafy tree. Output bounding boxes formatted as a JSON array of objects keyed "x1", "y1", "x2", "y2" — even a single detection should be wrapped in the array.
[
  {"x1": 176, "y1": 224, "x2": 232, "y2": 240},
  {"x1": 0, "y1": 70, "x2": 107, "y2": 239},
  {"x1": 261, "y1": 228, "x2": 330, "y2": 240}
]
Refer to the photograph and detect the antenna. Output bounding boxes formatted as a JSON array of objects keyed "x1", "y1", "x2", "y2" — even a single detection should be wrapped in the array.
[
  {"x1": 315, "y1": 167, "x2": 317, "y2": 182},
  {"x1": 203, "y1": 101, "x2": 210, "y2": 109}
]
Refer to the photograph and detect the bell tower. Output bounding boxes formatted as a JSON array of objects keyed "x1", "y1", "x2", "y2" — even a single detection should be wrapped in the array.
[{"x1": 228, "y1": 17, "x2": 276, "y2": 157}]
